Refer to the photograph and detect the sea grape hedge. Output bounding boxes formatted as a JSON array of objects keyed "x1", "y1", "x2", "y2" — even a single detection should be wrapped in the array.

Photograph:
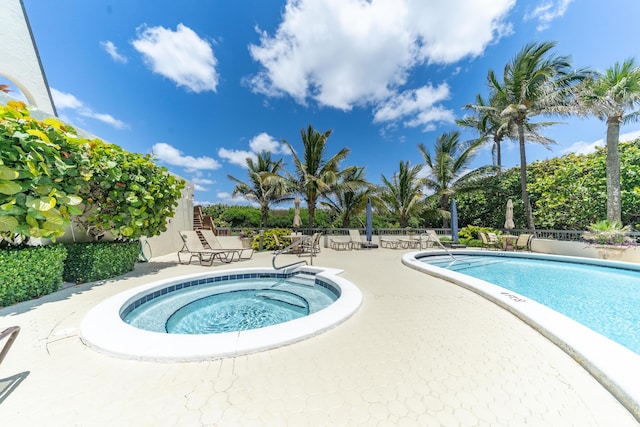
[
  {"x1": 63, "y1": 241, "x2": 139, "y2": 284},
  {"x1": 0, "y1": 101, "x2": 185, "y2": 245},
  {"x1": 0, "y1": 244, "x2": 67, "y2": 306}
]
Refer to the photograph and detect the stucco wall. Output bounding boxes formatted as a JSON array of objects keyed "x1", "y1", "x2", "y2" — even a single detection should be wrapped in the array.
[
  {"x1": 532, "y1": 238, "x2": 640, "y2": 263},
  {"x1": 0, "y1": 0, "x2": 57, "y2": 115}
]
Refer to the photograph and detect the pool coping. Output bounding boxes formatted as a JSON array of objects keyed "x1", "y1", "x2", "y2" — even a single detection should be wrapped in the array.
[
  {"x1": 402, "y1": 249, "x2": 640, "y2": 421},
  {"x1": 80, "y1": 265, "x2": 362, "y2": 362}
]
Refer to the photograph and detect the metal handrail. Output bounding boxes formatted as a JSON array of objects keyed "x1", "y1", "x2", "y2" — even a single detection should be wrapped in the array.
[
  {"x1": 0, "y1": 326, "x2": 20, "y2": 366},
  {"x1": 272, "y1": 236, "x2": 311, "y2": 270},
  {"x1": 420, "y1": 233, "x2": 458, "y2": 264}
]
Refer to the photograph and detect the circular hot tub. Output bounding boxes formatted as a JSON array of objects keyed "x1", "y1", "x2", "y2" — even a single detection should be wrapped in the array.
[{"x1": 80, "y1": 266, "x2": 362, "y2": 361}]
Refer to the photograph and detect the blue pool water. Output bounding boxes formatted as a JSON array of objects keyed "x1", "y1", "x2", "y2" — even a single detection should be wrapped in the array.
[
  {"x1": 421, "y1": 254, "x2": 640, "y2": 355},
  {"x1": 123, "y1": 277, "x2": 338, "y2": 334}
]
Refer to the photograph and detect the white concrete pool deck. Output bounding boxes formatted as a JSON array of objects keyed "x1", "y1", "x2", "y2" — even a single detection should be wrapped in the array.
[{"x1": 1, "y1": 246, "x2": 638, "y2": 426}]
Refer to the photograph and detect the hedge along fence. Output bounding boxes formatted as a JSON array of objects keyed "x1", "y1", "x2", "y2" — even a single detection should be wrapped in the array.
[
  {"x1": 63, "y1": 241, "x2": 139, "y2": 284},
  {"x1": 0, "y1": 244, "x2": 67, "y2": 307}
]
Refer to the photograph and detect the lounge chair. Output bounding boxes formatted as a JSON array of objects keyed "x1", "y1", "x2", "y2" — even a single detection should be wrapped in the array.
[
  {"x1": 514, "y1": 233, "x2": 533, "y2": 251},
  {"x1": 379, "y1": 236, "x2": 401, "y2": 249},
  {"x1": 178, "y1": 231, "x2": 236, "y2": 265},
  {"x1": 479, "y1": 232, "x2": 499, "y2": 250},
  {"x1": 419, "y1": 230, "x2": 440, "y2": 249},
  {"x1": 199, "y1": 229, "x2": 253, "y2": 260},
  {"x1": 330, "y1": 235, "x2": 352, "y2": 250},
  {"x1": 348, "y1": 229, "x2": 367, "y2": 249}
]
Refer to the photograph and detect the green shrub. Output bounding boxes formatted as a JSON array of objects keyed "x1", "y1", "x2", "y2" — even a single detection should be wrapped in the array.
[
  {"x1": 261, "y1": 228, "x2": 292, "y2": 251},
  {"x1": 0, "y1": 244, "x2": 67, "y2": 306},
  {"x1": 63, "y1": 241, "x2": 139, "y2": 283},
  {"x1": 458, "y1": 225, "x2": 496, "y2": 240}
]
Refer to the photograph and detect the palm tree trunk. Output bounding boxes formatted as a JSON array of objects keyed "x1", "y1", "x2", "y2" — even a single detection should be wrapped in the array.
[
  {"x1": 518, "y1": 123, "x2": 535, "y2": 230},
  {"x1": 606, "y1": 117, "x2": 622, "y2": 222},
  {"x1": 495, "y1": 136, "x2": 502, "y2": 177},
  {"x1": 307, "y1": 200, "x2": 315, "y2": 234},
  {"x1": 261, "y1": 204, "x2": 269, "y2": 228}
]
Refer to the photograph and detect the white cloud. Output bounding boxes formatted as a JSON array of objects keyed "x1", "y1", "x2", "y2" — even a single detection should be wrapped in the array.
[
  {"x1": 192, "y1": 177, "x2": 215, "y2": 185},
  {"x1": 248, "y1": 0, "x2": 515, "y2": 110},
  {"x1": 216, "y1": 191, "x2": 255, "y2": 205},
  {"x1": 373, "y1": 84, "x2": 455, "y2": 130},
  {"x1": 218, "y1": 148, "x2": 258, "y2": 167},
  {"x1": 249, "y1": 132, "x2": 290, "y2": 154},
  {"x1": 50, "y1": 88, "x2": 127, "y2": 129},
  {"x1": 524, "y1": 0, "x2": 574, "y2": 31},
  {"x1": 562, "y1": 129, "x2": 640, "y2": 155},
  {"x1": 132, "y1": 23, "x2": 219, "y2": 93},
  {"x1": 100, "y1": 41, "x2": 128, "y2": 63},
  {"x1": 152, "y1": 142, "x2": 221, "y2": 170}
]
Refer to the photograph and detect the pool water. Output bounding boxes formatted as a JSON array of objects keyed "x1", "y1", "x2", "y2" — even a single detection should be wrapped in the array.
[
  {"x1": 422, "y1": 254, "x2": 640, "y2": 355},
  {"x1": 123, "y1": 277, "x2": 337, "y2": 334}
]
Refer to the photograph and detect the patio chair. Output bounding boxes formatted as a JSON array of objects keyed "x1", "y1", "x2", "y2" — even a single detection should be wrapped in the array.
[
  {"x1": 178, "y1": 231, "x2": 236, "y2": 265},
  {"x1": 297, "y1": 232, "x2": 322, "y2": 256},
  {"x1": 419, "y1": 230, "x2": 440, "y2": 249},
  {"x1": 479, "y1": 232, "x2": 499, "y2": 250},
  {"x1": 199, "y1": 229, "x2": 253, "y2": 260},
  {"x1": 514, "y1": 233, "x2": 534, "y2": 252}
]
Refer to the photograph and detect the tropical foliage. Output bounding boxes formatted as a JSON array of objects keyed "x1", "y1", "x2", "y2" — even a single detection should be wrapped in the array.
[
  {"x1": 227, "y1": 151, "x2": 290, "y2": 227},
  {"x1": 488, "y1": 41, "x2": 587, "y2": 229},
  {"x1": 577, "y1": 58, "x2": 640, "y2": 222},
  {"x1": 379, "y1": 161, "x2": 424, "y2": 228},
  {"x1": 283, "y1": 125, "x2": 352, "y2": 231},
  {"x1": 0, "y1": 101, "x2": 185, "y2": 245}
]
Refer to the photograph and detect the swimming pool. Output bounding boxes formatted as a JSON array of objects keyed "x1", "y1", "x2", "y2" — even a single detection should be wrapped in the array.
[
  {"x1": 402, "y1": 250, "x2": 640, "y2": 420},
  {"x1": 81, "y1": 266, "x2": 362, "y2": 362},
  {"x1": 423, "y1": 253, "x2": 640, "y2": 354}
]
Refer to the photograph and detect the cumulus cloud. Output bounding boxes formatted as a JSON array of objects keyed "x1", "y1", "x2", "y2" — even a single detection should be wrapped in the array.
[
  {"x1": 218, "y1": 132, "x2": 291, "y2": 168},
  {"x1": 563, "y1": 129, "x2": 640, "y2": 156},
  {"x1": 525, "y1": 0, "x2": 574, "y2": 31},
  {"x1": 218, "y1": 148, "x2": 258, "y2": 167},
  {"x1": 132, "y1": 23, "x2": 219, "y2": 93},
  {"x1": 50, "y1": 88, "x2": 127, "y2": 129},
  {"x1": 152, "y1": 142, "x2": 221, "y2": 170},
  {"x1": 373, "y1": 84, "x2": 455, "y2": 131},
  {"x1": 100, "y1": 41, "x2": 128, "y2": 63},
  {"x1": 248, "y1": 0, "x2": 515, "y2": 111}
]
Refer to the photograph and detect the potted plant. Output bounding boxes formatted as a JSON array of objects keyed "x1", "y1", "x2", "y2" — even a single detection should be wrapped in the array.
[
  {"x1": 583, "y1": 220, "x2": 636, "y2": 259},
  {"x1": 239, "y1": 228, "x2": 256, "y2": 249}
]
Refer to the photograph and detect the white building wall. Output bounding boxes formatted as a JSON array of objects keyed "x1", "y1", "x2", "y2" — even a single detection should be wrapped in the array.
[{"x1": 0, "y1": 0, "x2": 57, "y2": 116}]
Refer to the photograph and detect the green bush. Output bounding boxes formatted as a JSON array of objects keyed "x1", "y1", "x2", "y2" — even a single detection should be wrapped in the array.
[
  {"x1": 261, "y1": 228, "x2": 293, "y2": 251},
  {"x1": 63, "y1": 241, "x2": 139, "y2": 283},
  {"x1": 0, "y1": 244, "x2": 67, "y2": 306}
]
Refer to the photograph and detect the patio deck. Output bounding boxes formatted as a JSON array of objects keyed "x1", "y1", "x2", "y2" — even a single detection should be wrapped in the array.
[{"x1": 0, "y1": 246, "x2": 637, "y2": 426}]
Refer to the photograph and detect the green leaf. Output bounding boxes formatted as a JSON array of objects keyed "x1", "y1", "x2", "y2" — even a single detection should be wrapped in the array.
[
  {"x1": 26, "y1": 196, "x2": 56, "y2": 211},
  {"x1": 0, "y1": 181, "x2": 22, "y2": 195},
  {"x1": 0, "y1": 166, "x2": 19, "y2": 180},
  {"x1": 0, "y1": 215, "x2": 19, "y2": 231}
]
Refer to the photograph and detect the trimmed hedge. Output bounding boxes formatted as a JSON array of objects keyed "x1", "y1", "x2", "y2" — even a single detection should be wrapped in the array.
[
  {"x1": 63, "y1": 241, "x2": 139, "y2": 283},
  {"x1": 0, "y1": 245, "x2": 67, "y2": 307}
]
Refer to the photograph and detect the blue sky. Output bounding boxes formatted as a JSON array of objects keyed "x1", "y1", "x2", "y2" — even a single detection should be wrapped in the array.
[{"x1": 7, "y1": 0, "x2": 640, "y2": 206}]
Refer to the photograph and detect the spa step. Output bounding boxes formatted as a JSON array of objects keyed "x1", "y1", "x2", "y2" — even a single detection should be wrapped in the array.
[{"x1": 287, "y1": 273, "x2": 317, "y2": 286}]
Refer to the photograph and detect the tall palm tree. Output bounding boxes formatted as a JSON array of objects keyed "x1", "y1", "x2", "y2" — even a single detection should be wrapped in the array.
[
  {"x1": 227, "y1": 151, "x2": 289, "y2": 227},
  {"x1": 320, "y1": 166, "x2": 377, "y2": 228},
  {"x1": 491, "y1": 41, "x2": 587, "y2": 229},
  {"x1": 283, "y1": 125, "x2": 351, "y2": 231},
  {"x1": 379, "y1": 161, "x2": 424, "y2": 228},
  {"x1": 458, "y1": 93, "x2": 508, "y2": 174},
  {"x1": 577, "y1": 58, "x2": 640, "y2": 222},
  {"x1": 419, "y1": 131, "x2": 494, "y2": 227}
]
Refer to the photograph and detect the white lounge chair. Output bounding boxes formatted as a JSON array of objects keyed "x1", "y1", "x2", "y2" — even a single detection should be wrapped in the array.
[
  {"x1": 199, "y1": 229, "x2": 253, "y2": 260},
  {"x1": 178, "y1": 231, "x2": 236, "y2": 265}
]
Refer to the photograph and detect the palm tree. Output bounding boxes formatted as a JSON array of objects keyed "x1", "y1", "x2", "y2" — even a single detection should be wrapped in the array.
[
  {"x1": 379, "y1": 161, "x2": 424, "y2": 228},
  {"x1": 227, "y1": 151, "x2": 289, "y2": 227},
  {"x1": 458, "y1": 93, "x2": 508, "y2": 174},
  {"x1": 577, "y1": 58, "x2": 640, "y2": 222},
  {"x1": 418, "y1": 131, "x2": 494, "y2": 227},
  {"x1": 320, "y1": 166, "x2": 377, "y2": 228},
  {"x1": 283, "y1": 125, "x2": 351, "y2": 231},
  {"x1": 490, "y1": 41, "x2": 587, "y2": 229}
]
